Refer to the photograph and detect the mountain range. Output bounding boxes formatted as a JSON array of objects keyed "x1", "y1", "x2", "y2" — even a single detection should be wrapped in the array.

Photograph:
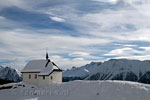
[
  {"x1": 63, "y1": 59, "x2": 150, "y2": 84},
  {"x1": 1, "y1": 59, "x2": 150, "y2": 85}
]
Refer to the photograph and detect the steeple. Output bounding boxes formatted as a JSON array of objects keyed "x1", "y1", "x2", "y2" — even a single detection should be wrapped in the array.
[
  {"x1": 46, "y1": 52, "x2": 49, "y2": 60},
  {"x1": 46, "y1": 48, "x2": 49, "y2": 60},
  {"x1": 45, "y1": 48, "x2": 51, "y2": 67}
]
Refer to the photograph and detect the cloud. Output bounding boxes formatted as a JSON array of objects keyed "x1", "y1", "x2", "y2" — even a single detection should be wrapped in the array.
[
  {"x1": 50, "y1": 55, "x2": 90, "y2": 69},
  {"x1": 0, "y1": 29, "x2": 110, "y2": 70},
  {"x1": 104, "y1": 47, "x2": 141, "y2": 56},
  {"x1": 104, "y1": 46, "x2": 150, "y2": 61},
  {"x1": 123, "y1": 44, "x2": 137, "y2": 47},
  {"x1": 72, "y1": 58, "x2": 84, "y2": 61},
  {"x1": 0, "y1": 16, "x2": 5, "y2": 20},
  {"x1": 0, "y1": 0, "x2": 28, "y2": 11},
  {"x1": 115, "y1": 55, "x2": 150, "y2": 61},
  {"x1": 93, "y1": 0, "x2": 119, "y2": 4},
  {"x1": 69, "y1": 52, "x2": 89, "y2": 57},
  {"x1": 50, "y1": 16, "x2": 65, "y2": 22},
  {"x1": 140, "y1": 47, "x2": 150, "y2": 51},
  {"x1": 61, "y1": 0, "x2": 150, "y2": 43},
  {"x1": 125, "y1": 29, "x2": 150, "y2": 42}
]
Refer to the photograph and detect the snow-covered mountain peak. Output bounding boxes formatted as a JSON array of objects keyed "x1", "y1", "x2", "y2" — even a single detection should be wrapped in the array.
[
  {"x1": 63, "y1": 61, "x2": 102, "y2": 78},
  {"x1": 0, "y1": 65, "x2": 22, "y2": 83},
  {"x1": 100, "y1": 59, "x2": 150, "y2": 75},
  {"x1": 0, "y1": 65, "x2": 3, "y2": 69}
]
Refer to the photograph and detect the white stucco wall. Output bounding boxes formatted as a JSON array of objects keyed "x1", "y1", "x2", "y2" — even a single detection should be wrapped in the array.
[
  {"x1": 51, "y1": 71, "x2": 62, "y2": 83},
  {"x1": 23, "y1": 71, "x2": 62, "y2": 86},
  {"x1": 38, "y1": 75, "x2": 50, "y2": 86},
  {"x1": 38, "y1": 71, "x2": 62, "y2": 86},
  {"x1": 22, "y1": 72, "x2": 39, "y2": 85}
]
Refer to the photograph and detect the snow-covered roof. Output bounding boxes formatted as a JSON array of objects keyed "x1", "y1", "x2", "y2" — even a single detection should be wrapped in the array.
[{"x1": 22, "y1": 59, "x2": 61, "y2": 75}]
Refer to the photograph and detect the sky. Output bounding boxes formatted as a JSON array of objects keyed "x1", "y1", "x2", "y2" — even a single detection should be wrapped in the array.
[{"x1": 0, "y1": 0, "x2": 149, "y2": 70}]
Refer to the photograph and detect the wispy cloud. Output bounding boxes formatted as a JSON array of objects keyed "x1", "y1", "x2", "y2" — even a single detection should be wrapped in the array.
[
  {"x1": 50, "y1": 16, "x2": 65, "y2": 22},
  {"x1": 0, "y1": 29, "x2": 110, "y2": 69},
  {"x1": 104, "y1": 47, "x2": 141, "y2": 56},
  {"x1": 69, "y1": 52, "x2": 89, "y2": 57},
  {"x1": 0, "y1": 0, "x2": 149, "y2": 70}
]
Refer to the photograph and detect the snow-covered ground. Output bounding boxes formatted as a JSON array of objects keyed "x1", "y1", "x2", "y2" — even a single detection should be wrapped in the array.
[{"x1": 0, "y1": 80, "x2": 150, "y2": 100}]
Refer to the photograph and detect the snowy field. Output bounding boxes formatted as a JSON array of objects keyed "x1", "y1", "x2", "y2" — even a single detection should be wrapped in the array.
[{"x1": 0, "y1": 80, "x2": 150, "y2": 100}]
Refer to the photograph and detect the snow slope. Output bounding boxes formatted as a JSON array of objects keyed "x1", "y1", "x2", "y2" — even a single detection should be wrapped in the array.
[
  {"x1": 63, "y1": 59, "x2": 150, "y2": 84},
  {"x1": 0, "y1": 65, "x2": 22, "y2": 82},
  {"x1": 0, "y1": 80, "x2": 150, "y2": 100}
]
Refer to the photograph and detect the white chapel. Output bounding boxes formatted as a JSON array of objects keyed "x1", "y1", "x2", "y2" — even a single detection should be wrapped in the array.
[{"x1": 21, "y1": 52, "x2": 62, "y2": 86}]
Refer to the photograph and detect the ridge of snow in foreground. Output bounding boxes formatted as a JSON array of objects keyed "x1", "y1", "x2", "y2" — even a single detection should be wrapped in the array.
[{"x1": 0, "y1": 80, "x2": 150, "y2": 100}]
